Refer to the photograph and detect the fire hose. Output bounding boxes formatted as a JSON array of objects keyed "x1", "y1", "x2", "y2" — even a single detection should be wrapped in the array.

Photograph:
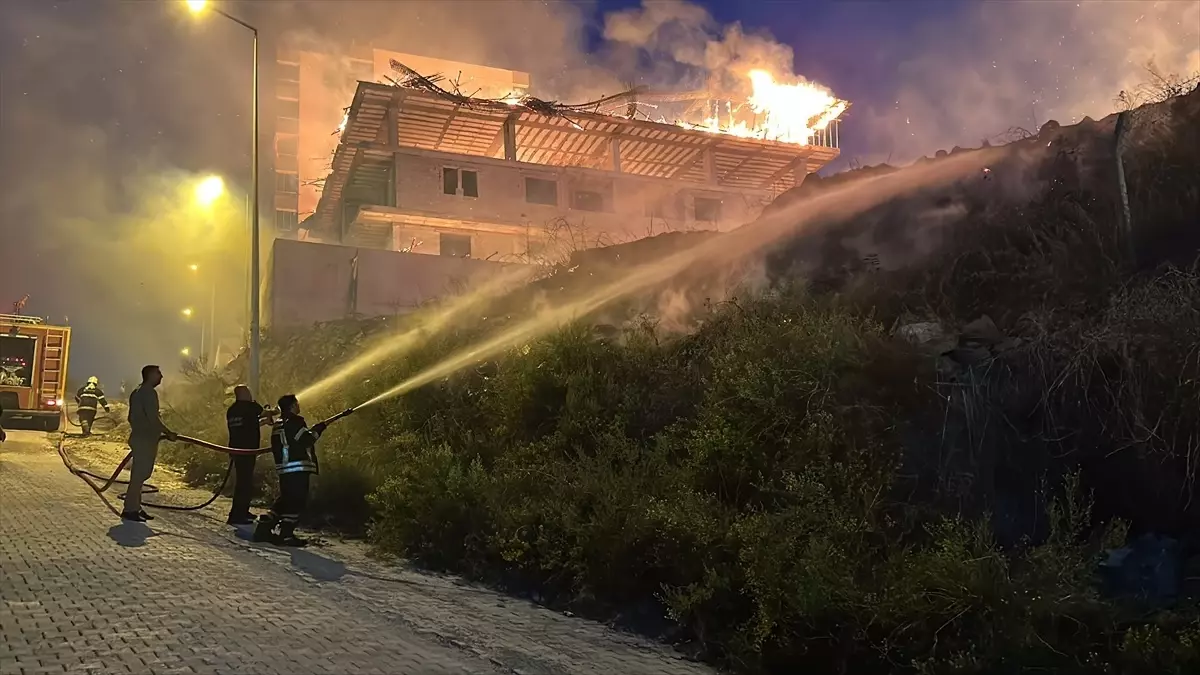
[
  {"x1": 58, "y1": 407, "x2": 357, "y2": 517},
  {"x1": 63, "y1": 403, "x2": 119, "y2": 434}
]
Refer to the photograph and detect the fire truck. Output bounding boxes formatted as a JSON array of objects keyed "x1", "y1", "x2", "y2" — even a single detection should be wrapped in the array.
[{"x1": 0, "y1": 313, "x2": 71, "y2": 431}]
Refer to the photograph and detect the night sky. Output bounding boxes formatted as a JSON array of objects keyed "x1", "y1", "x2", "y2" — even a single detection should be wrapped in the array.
[{"x1": 0, "y1": 0, "x2": 1196, "y2": 387}]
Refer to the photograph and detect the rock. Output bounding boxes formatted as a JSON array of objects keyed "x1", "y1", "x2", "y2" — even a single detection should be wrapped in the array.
[
  {"x1": 905, "y1": 315, "x2": 1024, "y2": 377},
  {"x1": 949, "y1": 345, "x2": 993, "y2": 366},
  {"x1": 1099, "y1": 533, "x2": 1182, "y2": 606},
  {"x1": 896, "y1": 321, "x2": 957, "y2": 357},
  {"x1": 896, "y1": 321, "x2": 945, "y2": 345},
  {"x1": 592, "y1": 324, "x2": 620, "y2": 340},
  {"x1": 993, "y1": 337, "x2": 1022, "y2": 353},
  {"x1": 936, "y1": 355, "x2": 961, "y2": 378},
  {"x1": 960, "y1": 315, "x2": 1005, "y2": 345}
]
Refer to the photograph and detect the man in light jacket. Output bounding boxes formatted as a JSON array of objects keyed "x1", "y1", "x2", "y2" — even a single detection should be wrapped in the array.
[{"x1": 123, "y1": 364, "x2": 177, "y2": 522}]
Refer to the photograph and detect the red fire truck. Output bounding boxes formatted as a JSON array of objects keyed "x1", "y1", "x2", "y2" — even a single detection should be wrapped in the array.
[{"x1": 0, "y1": 313, "x2": 71, "y2": 431}]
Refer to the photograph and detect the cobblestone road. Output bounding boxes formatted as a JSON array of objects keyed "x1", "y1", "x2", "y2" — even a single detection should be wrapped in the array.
[{"x1": 0, "y1": 431, "x2": 717, "y2": 675}]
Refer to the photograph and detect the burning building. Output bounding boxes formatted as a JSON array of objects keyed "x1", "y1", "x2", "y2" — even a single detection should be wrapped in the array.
[
  {"x1": 294, "y1": 57, "x2": 846, "y2": 261},
  {"x1": 264, "y1": 44, "x2": 848, "y2": 327},
  {"x1": 272, "y1": 43, "x2": 531, "y2": 234}
]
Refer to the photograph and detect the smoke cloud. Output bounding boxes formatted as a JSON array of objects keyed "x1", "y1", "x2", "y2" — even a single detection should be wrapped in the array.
[
  {"x1": 0, "y1": 0, "x2": 256, "y2": 388},
  {"x1": 845, "y1": 0, "x2": 1199, "y2": 165},
  {"x1": 602, "y1": 0, "x2": 798, "y2": 98},
  {"x1": 0, "y1": 0, "x2": 1195, "y2": 386}
]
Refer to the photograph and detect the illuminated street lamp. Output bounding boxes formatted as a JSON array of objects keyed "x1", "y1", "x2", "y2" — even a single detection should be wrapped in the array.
[
  {"x1": 186, "y1": 0, "x2": 261, "y2": 394},
  {"x1": 181, "y1": 347, "x2": 191, "y2": 357},
  {"x1": 195, "y1": 175, "x2": 225, "y2": 207},
  {"x1": 185, "y1": 262, "x2": 216, "y2": 365}
]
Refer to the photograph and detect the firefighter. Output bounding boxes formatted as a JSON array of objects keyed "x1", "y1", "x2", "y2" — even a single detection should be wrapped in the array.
[
  {"x1": 224, "y1": 385, "x2": 273, "y2": 526},
  {"x1": 74, "y1": 376, "x2": 111, "y2": 437},
  {"x1": 253, "y1": 394, "x2": 327, "y2": 547}
]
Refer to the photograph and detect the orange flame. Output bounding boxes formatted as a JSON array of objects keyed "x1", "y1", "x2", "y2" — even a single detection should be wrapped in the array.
[
  {"x1": 678, "y1": 69, "x2": 848, "y2": 146},
  {"x1": 499, "y1": 91, "x2": 526, "y2": 106}
]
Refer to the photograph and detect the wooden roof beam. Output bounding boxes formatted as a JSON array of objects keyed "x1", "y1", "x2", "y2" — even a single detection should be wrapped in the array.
[
  {"x1": 757, "y1": 156, "x2": 810, "y2": 190},
  {"x1": 717, "y1": 149, "x2": 771, "y2": 185},
  {"x1": 667, "y1": 148, "x2": 705, "y2": 179},
  {"x1": 514, "y1": 117, "x2": 706, "y2": 152},
  {"x1": 432, "y1": 105, "x2": 462, "y2": 151}
]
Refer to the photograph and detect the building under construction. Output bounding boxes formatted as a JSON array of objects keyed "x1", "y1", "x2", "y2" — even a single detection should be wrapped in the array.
[
  {"x1": 280, "y1": 46, "x2": 843, "y2": 262},
  {"x1": 272, "y1": 43, "x2": 531, "y2": 234}
]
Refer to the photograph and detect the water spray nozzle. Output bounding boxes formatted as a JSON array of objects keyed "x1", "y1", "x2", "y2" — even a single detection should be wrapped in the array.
[{"x1": 318, "y1": 407, "x2": 357, "y2": 427}]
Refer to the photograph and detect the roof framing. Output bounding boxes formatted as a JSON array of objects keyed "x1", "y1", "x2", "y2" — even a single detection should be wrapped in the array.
[{"x1": 306, "y1": 81, "x2": 840, "y2": 233}]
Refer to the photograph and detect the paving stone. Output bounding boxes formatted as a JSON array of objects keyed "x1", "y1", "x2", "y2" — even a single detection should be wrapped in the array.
[{"x1": 0, "y1": 432, "x2": 718, "y2": 675}]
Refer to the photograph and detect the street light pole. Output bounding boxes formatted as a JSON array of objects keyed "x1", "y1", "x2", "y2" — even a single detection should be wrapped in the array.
[
  {"x1": 188, "y1": 1, "x2": 261, "y2": 394},
  {"x1": 209, "y1": 278, "x2": 217, "y2": 367},
  {"x1": 249, "y1": 24, "x2": 261, "y2": 396}
]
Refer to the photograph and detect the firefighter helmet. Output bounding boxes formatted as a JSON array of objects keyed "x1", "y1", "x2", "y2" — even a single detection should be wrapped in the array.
[{"x1": 87, "y1": 376, "x2": 99, "y2": 385}]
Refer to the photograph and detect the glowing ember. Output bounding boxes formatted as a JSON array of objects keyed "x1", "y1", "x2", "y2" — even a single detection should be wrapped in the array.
[
  {"x1": 500, "y1": 91, "x2": 526, "y2": 106},
  {"x1": 678, "y1": 69, "x2": 848, "y2": 146},
  {"x1": 337, "y1": 112, "x2": 349, "y2": 134}
]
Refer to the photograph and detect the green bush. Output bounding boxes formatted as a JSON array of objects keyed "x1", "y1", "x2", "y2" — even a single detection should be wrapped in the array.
[
  {"x1": 158, "y1": 279, "x2": 1200, "y2": 672},
  {"x1": 357, "y1": 289, "x2": 1200, "y2": 671}
]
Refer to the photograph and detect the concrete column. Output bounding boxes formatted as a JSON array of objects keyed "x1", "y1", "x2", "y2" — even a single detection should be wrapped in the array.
[
  {"x1": 610, "y1": 137, "x2": 622, "y2": 173},
  {"x1": 791, "y1": 158, "x2": 810, "y2": 188},
  {"x1": 503, "y1": 116, "x2": 518, "y2": 161},
  {"x1": 702, "y1": 148, "x2": 718, "y2": 184},
  {"x1": 387, "y1": 157, "x2": 397, "y2": 207},
  {"x1": 386, "y1": 99, "x2": 399, "y2": 147}
]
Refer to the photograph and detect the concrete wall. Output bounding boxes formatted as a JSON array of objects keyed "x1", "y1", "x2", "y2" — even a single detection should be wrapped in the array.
[
  {"x1": 390, "y1": 225, "x2": 522, "y2": 260},
  {"x1": 370, "y1": 148, "x2": 771, "y2": 259},
  {"x1": 266, "y1": 238, "x2": 529, "y2": 329}
]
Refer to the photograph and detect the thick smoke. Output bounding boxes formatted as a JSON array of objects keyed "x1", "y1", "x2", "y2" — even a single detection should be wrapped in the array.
[
  {"x1": 849, "y1": 0, "x2": 1199, "y2": 164},
  {"x1": 602, "y1": 0, "x2": 798, "y2": 99},
  {"x1": 0, "y1": 0, "x2": 1196, "y2": 385},
  {"x1": 0, "y1": 0, "x2": 255, "y2": 387}
]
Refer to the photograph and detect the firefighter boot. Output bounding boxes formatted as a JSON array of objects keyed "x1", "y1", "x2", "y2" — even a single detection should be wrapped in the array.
[
  {"x1": 277, "y1": 522, "x2": 308, "y2": 548},
  {"x1": 81, "y1": 420, "x2": 91, "y2": 437},
  {"x1": 252, "y1": 515, "x2": 278, "y2": 543}
]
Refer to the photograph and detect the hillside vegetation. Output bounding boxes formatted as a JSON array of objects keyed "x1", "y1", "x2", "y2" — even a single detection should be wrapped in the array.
[{"x1": 164, "y1": 85, "x2": 1200, "y2": 673}]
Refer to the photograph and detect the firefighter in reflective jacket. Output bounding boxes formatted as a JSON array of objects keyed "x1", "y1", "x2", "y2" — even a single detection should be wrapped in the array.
[
  {"x1": 74, "y1": 376, "x2": 111, "y2": 437},
  {"x1": 253, "y1": 394, "x2": 327, "y2": 547}
]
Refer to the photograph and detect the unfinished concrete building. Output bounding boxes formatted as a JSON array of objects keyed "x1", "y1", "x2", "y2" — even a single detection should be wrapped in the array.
[
  {"x1": 297, "y1": 67, "x2": 842, "y2": 262},
  {"x1": 272, "y1": 44, "x2": 530, "y2": 234}
]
